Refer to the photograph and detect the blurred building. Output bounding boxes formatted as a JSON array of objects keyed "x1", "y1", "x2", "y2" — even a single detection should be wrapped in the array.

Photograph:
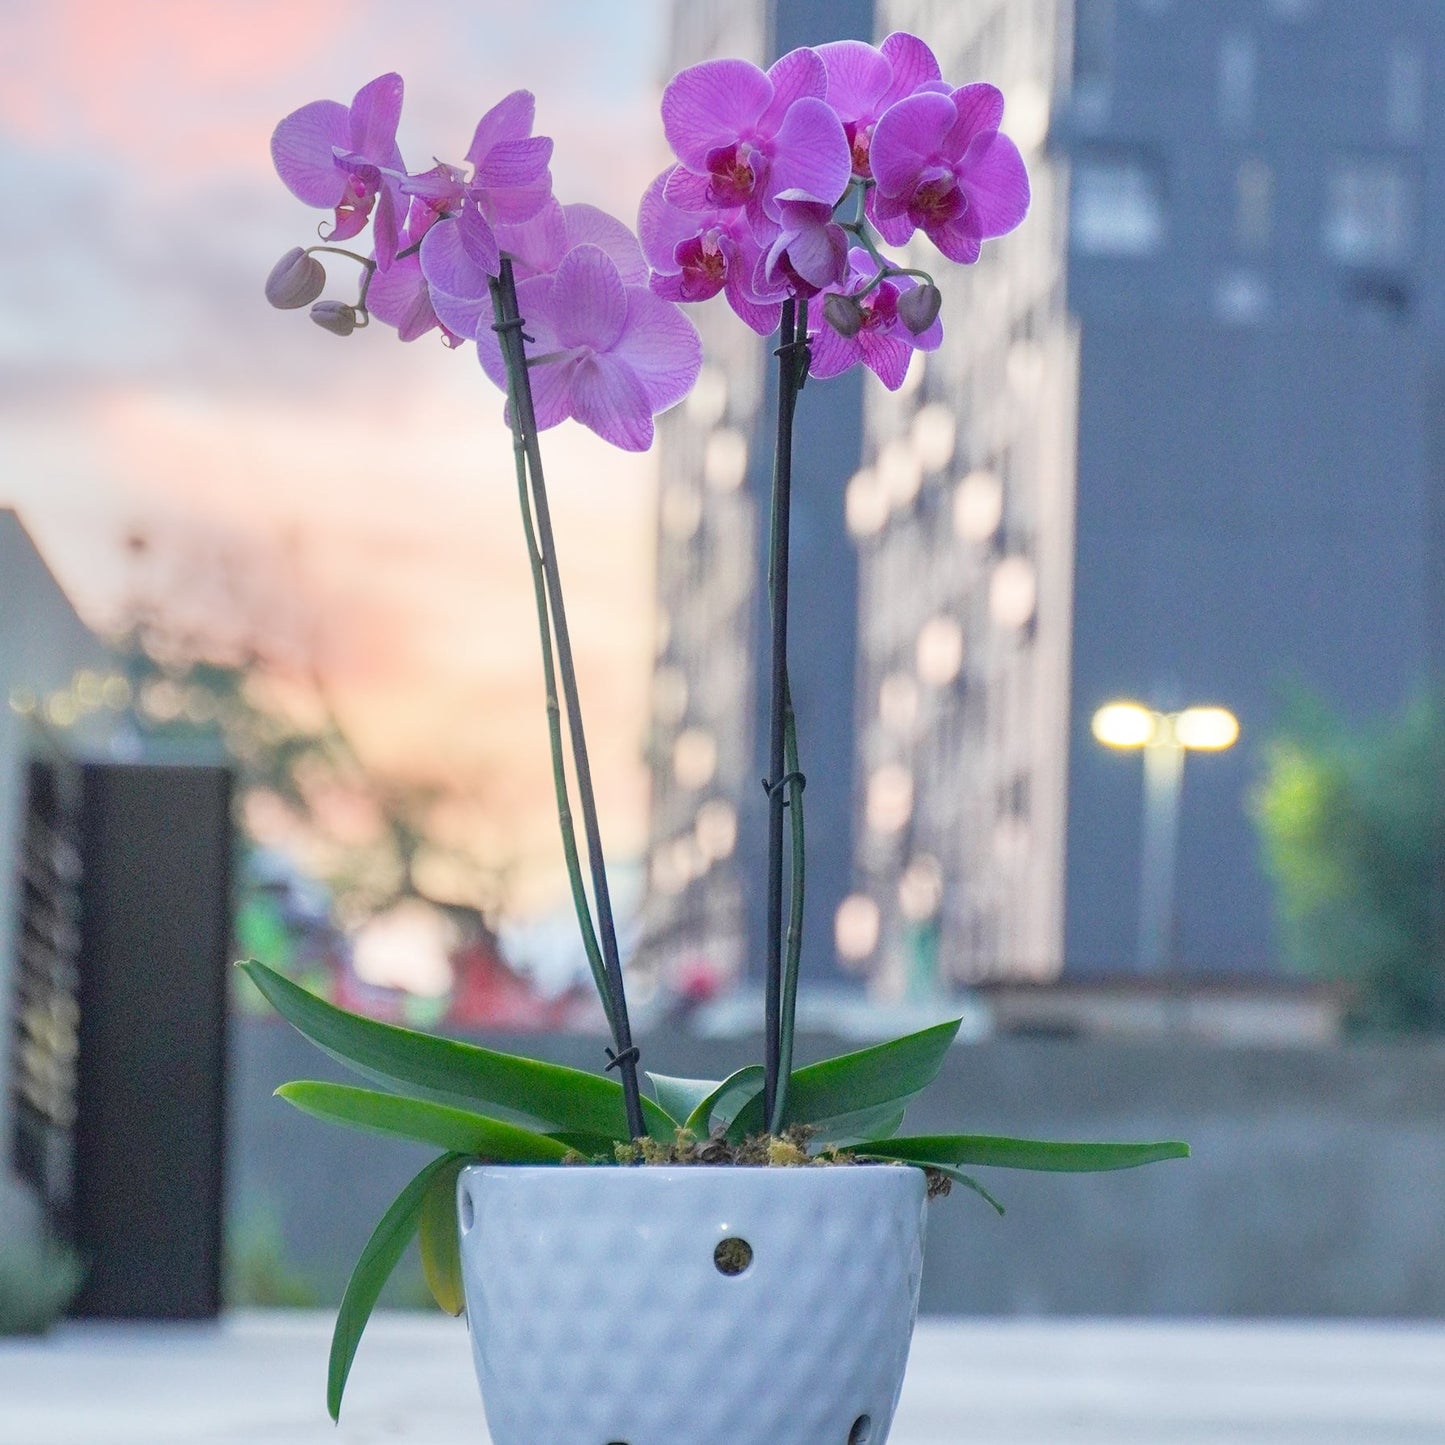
[{"x1": 647, "y1": 0, "x2": 1445, "y2": 995}]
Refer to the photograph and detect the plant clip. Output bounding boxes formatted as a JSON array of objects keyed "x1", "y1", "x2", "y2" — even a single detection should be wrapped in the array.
[
  {"x1": 761, "y1": 770, "x2": 807, "y2": 803},
  {"x1": 489, "y1": 315, "x2": 535, "y2": 345},
  {"x1": 604, "y1": 1045, "x2": 641, "y2": 1072}
]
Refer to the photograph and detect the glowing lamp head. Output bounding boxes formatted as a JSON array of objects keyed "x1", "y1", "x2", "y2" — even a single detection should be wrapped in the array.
[
  {"x1": 1175, "y1": 706, "x2": 1240, "y2": 750},
  {"x1": 1091, "y1": 701, "x2": 1157, "y2": 749}
]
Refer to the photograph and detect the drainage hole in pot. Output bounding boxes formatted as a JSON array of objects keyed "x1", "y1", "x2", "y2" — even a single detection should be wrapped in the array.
[
  {"x1": 459, "y1": 1189, "x2": 475, "y2": 1232},
  {"x1": 848, "y1": 1414, "x2": 873, "y2": 1444},
  {"x1": 713, "y1": 1237, "x2": 753, "y2": 1275}
]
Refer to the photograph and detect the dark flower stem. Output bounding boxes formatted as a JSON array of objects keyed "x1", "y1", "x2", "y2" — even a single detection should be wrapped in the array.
[
  {"x1": 489, "y1": 259, "x2": 646, "y2": 1140},
  {"x1": 763, "y1": 297, "x2": 811, "y2": 1131}
]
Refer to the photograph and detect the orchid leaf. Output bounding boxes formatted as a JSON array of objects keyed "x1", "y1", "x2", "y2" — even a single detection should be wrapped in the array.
[
  {"x1": 679, "y1": 1065, "x2": 765, "y2": 1140},
  {"x1": 732, "y1": 1019, "x2": 962, "y2": 1137},
  {"x1": 647, "y1": 1073, "x2": 720, "y2": 1127},
  {"x1": 328, "y1": 1152, "x2": 461, "y2": 1421},
  {"x1": 277, "y1": 1081, "x2": 572, "y2": 1161},
  {"x1": 855, "y1": 1134, "x2": 1191, "y2": 1173},
  {"x1": 417, "y1": 1156, "x2": 468, "y2": 1316},
  {"x1": 240, "y1": 959, "x2": 672, "y2": 1140},
  {"x1": 921, "y1": 1164, "x2": 1007, "y2": 1216},
  {"x1": 809, "y1": 1102, "x2": 906, "y2": 1148}
]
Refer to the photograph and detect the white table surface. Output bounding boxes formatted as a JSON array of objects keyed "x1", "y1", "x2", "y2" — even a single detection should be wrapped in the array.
[{"x1": 2, "y1": 1312, "x2": 1443, "y2": 1444}]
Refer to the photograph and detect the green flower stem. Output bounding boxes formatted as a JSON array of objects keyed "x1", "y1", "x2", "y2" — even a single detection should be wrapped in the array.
[
  {"x1": 489, "y1": 260, "x2": 645, "y2": 1140},
  {"x1": 488, "y1": 291, "x2": 618, "y2": 1040},
  {"x1": 769, "y1": 677, "x2": 806, "y2": 1134},
  {"x1": 763, "y1": 296, "x2": 811, "y2": 1131}
]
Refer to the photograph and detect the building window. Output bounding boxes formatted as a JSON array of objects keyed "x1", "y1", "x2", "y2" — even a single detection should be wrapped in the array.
[
  {"x1": 1235, "y1": 158, "x2": 1273, "y2": 251},
  {"x1": 1323, "y1": 157, "x2": 1416, "y2": 267},
  {"x1": 1217, "y1": 32, "x2": 1257, "y2": 136},
  {"x1": 1071, "y1": 154, "x2": 1165, "y2": 257},
  {"x1": 1386, "y1": 42, "x2": 1425, "y2": 144}
]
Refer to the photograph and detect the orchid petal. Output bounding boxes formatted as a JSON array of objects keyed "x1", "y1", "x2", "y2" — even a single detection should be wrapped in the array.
[
  {"x1": 616, "y1": 288, "x2": 702, "y2": 414},
  {"x1": 806, "y1": 323, "x2": 861, "y2": 380},
  {"x1": 366, "y1": 257, "x2": 436, "y2": 342},
  {"x1": 866, "y1": 186, "x2": 917, "y2": 246},
  {"x1": 639, "y1": 169, "x2": 688, "y2": 271},
  {"x1": 521, "y1": 353, "x2": 576, "y2": 432},
  {"x1": 569, "y1": 354, "x2": 655, "y2": 451},
  {"x1": 466, "y1": 91, "x2": 537, "y2": 167},
  {"x1": 473, "y1": 135, "x2": 553, "y2": 189},
  {"x1": 660, "y1": 166, "x2": 718, "y2": 213},
  {"x1": 870, "y1": 90, "x2": 957, "y2": 196},
  {"x1": 817, "y1": 40, "x2": 891, "y2": 119},
  {"x1": 661, "y1": 59, "x2": 773, "y2": 170},
  {"x1": 959, "y1": 130, "x2": 1031, "y2": 238},
  {"x1": 879, "y1": 32, "x2": 943, "y2": 102},
  {"x1": 760, "y1": 47, "x2": 827, "y2": 132},
  {"x1": 431, "y1": 288, "x2": 488, "y2": 341},
  {"x1": 564, "y1": 205, "x2": 648, "y2": 286},
  {"x1": 858, "y1": 330, "x2": 914, "y2": 389},
  {"x1": 420, "y1": 216, "x2": 492, "y2": 299},
  {"x1": 725, "y1": 273, "x2": 784, "y2": 335},
  {"x1": 495, "y1": 198, "x2": 568, "y2": 278},
  {"x1": 929, "y1": 214, "x2": 984, "y2": 265},
  {"x1": 946, "y1": 84, "x2": 1006, "y2": 155},
  {"x1": 767, "y1": 97, "x2": 851, "y2": 212},
  {"x1": 548, "y1": 244, "x2": 627, "y2": 351},
  {"x1": 459, "y1": 202, "x2": 502, "y2": 275},
  {"x1": 271, "y1": 99, "x2": 350, "y2": 206},
  {"x1": 372, "y1": 187, "x2": 401, "y2": 271},
  {"x1": 348, "y1": 73, "x2": 404, "y2": 168}
]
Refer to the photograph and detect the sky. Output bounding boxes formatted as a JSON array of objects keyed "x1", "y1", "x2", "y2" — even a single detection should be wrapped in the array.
[{"x1": 0, "y1": 0, "x2": 674, "y2": 916}]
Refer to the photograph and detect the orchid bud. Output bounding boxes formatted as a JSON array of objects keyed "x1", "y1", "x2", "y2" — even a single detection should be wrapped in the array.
[
  {"x1": 310, "y1": 300, "x2": 359, "y2": 337},
  {"x1": 897, "y1": 283, "x2": 942, "y2": 335},
  {"x1": 823, "y1": 293, "x2": 865, "y2": 339},
  {"x1": 265, "y1": 247, "x2": 326, "y2": 310}
]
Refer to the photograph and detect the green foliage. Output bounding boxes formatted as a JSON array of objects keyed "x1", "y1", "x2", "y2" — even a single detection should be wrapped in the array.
[
  {"x1": 684, "y1": 1066, "x2": 765, "y2": 1139},
  {"x1": 729, "y1": 1019, "x2": 961, "y2": 1139},
  {"x1": 417, "y1": 1158, "x2": 467, "y2": 1316},
  {"x1": 647, "y1": 1073, "x2": 720, "y2": 1126},
  {"x1": 241, "y1": 959, "x2": 674, "y2": 1140},
  {"x1": 327, "y1": 1154, "x2": 462, "y2": 1421},
  {"x1": 276, "y1": 1082, "x2": 573, "y2": 1160},
  {"x1": 855, "y1": 1134, "x2": 1191, "y2": 1173},
  {"x1": 0, "y1": 1233, "x2": 84, "y2": 1336},
  {"x1": 1252, "y1": 692, "x2": 1445, "y2": 1031}
]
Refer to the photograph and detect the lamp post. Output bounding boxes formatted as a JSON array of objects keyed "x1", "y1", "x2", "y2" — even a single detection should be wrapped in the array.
[{"x1": 1091, "y1": 701, "x2": 1240, "y2": 973}]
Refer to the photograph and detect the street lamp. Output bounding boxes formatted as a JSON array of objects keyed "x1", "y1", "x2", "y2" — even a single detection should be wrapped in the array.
[{"x1": 1091, "y1": 700, "x2": 1239, "y2": 973}]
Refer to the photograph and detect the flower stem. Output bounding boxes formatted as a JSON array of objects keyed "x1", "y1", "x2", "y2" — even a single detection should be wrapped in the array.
[
  {"x1": 489, "y1": 260, "x2": 645, "y2": 1140},
  {"x1": 490, "y1": 285, "x2": 618, "y2": 1041},
  {"x1": 762, "y1": 297, "x2": 811, "y2": 1132}
]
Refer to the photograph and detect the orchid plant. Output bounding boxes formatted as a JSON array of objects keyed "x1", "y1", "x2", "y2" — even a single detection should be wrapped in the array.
[{"x1": 256, "y1": 35, "x2": 1188, "y2": 1421}]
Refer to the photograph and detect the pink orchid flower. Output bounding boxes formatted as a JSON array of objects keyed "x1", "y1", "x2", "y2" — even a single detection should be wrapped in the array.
[
  {"x1": 660, "y1": 48, "x2": 851, "y2": 228},
  {"x1": 639, "y1": 168, "x2": 784, "y2": 335},
  {"x1": 367, "y1": 203, "x2": 461, "y2": 346},
  {"x1": 271, "y1": 73, "x2": 405, "y2": 245},
  {"x1": 476, "y1": 243, "x2": 702, "y2": 452},
  {"x1": 867, "y1": 84, "x2": 1030, "y2": 264},
  {"x1": 412, "y1": 89, "x2": 554, "y2": 289},
  {"x1": 808, "y1": 247, "x2": 943, "y2": 390},
  {"x1": 817, "y1": 32, "x2": 945, "y2": 180},
  {"x1": 429, "y1": 201, "x2": 648, "y2": 343},
  {"x1": 762, "y1": 190, "x2": 849, "y2": 297}
]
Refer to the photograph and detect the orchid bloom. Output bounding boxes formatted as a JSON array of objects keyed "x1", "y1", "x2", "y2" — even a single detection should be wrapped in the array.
[
  {"x1": 817, "y1": 33, "x2": 945, "y2": 180},
  {"x1": 867, "y1": 84, "x2": 1030, "y2": 263},
  {"x1": 762, "y1": 190, "x2": 850, "y2": 297},
  {"x1": 639, "y1": 168, "x2": 784, "y2": 335},
  {"x1": 476, "y1": 243, "x2": 702, "y2": 451},
  {"x1": 271, "y1": 73, "x2": 405, "y2": 245},
  {"x1": 660, "y1": 48, "x2": 851, "y2": 231},
  {"x1": 809, "y1": 247, "x2": 943, "y2": 390},
  {"x1": 429, "y1": 201, "x2": 649, "y2": 343},
  {"x1": 367, "y1": 204, "x2": 461, "y2": 346},
  {"x1": 413, "y1": 89, "x2": 554, "y2": 290}
]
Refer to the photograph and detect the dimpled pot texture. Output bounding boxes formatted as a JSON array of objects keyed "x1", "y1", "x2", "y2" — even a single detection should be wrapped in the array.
[{"x1": 457, "y1": 1163, "x2": 928, "y2": 1445}]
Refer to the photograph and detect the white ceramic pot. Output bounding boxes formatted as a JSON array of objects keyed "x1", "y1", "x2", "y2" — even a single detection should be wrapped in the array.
[{"x1": 457, "y1": 1163, "x2": 927, "y2": 1445}]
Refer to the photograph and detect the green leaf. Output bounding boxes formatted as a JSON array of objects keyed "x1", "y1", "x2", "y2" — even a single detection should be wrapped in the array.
[
  {"x1": 240, "y1": 959, "x2": 672, "y2": 1141},
  {"x1": 328, "y1": 1153, "x2": 460, "y2": 1420},
  {"x1": 855, "y1": 1134, "x2": 1191, "y2": 1173},
  {"x1": 680, "y1": 1065, "x2": 765, "y2": 1139},
  {"x1": 732, "y1": 1019, "x2": 962, "y2": 1137},
  {"x1": 277, "y1": 1082, "x2": 572, "y2": 1161},
  {"x1": 911, "y1": 1162, "x2": 1007, "y2": 1215},
  {"x1": 810, "y1": 1103, "x2": 906, "y2": 1148},
  {"x1": 418, "y1": 1157, "x2": 467, "y2": 1316},
  {"x1": 647, "y1": 1074, "x2": 719, "y2": 1127}
]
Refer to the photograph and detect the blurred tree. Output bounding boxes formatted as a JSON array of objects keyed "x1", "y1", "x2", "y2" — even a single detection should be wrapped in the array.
[{"x1": 1252, "y1": 692, "x2": 1445, "y2": 1032}]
